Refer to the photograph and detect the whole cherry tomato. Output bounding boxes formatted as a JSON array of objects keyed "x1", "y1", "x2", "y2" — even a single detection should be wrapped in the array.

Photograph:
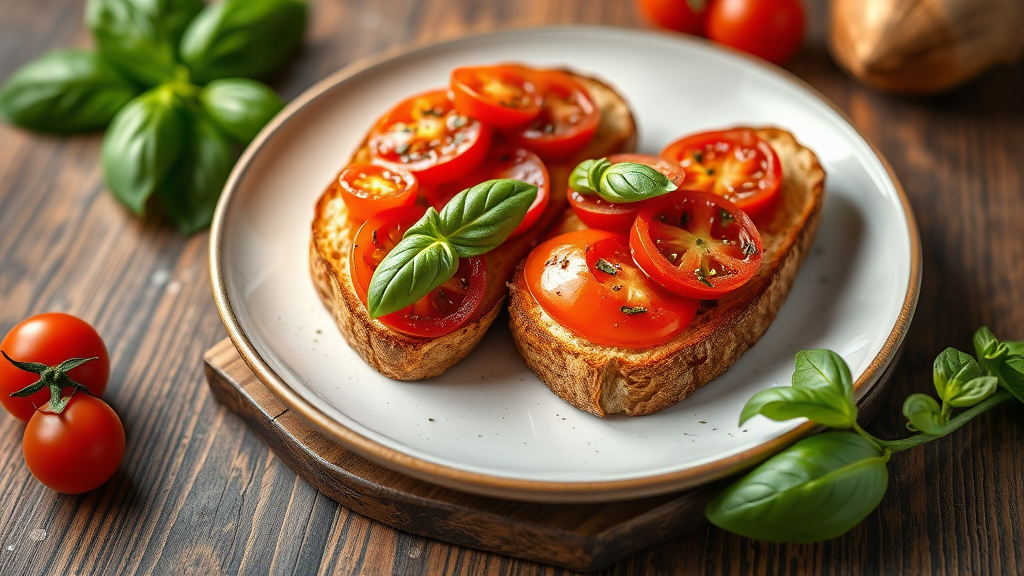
[
  {"x1": 23, "y1": 393, "x2": 125, "y2": 494},
  {"x1": 351, "y1": 206, "x2": 487, "y2": 338},
  {"x1": 705, "y1": 0, "x2": 806, "y2": 65},
  {"x1": 636, "y1": 0, "x2": 706, "y2": 36},
  {"x1": 0, "y1": 313, "x2": 110, "y2": 421},
  {"x1": 524, "y1": 229, "x2": 698, "y2": 349},
  {"x1": 630, "y1": 190, "x2": 763, "y2": 299}
]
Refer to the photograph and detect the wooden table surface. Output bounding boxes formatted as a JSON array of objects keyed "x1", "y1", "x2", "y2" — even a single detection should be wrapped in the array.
[{"x1": 2, "y1": 0, "x2": 1023, "y2": 574}]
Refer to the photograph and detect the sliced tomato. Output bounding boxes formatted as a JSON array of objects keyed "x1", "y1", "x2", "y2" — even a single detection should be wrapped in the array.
[
  {"x1": 367, "y1": 89, "x2": 491, "y2": 186},
  {"x1": 630, "y1": 191, "x2": 763, "y2": 299},
  {"x1": 423, "y1": 144, "x2": 549, "y2": 239},
  {"x1": 660, "y1": 128, "x2": 782, "y2": 220},
  {"x1": 567, "y1": 153, "x2": 686, "y2": 233},
  {"x1": 337, "y1": 163, "x2": 418, "y2": 223},
  {"x1": 504, "y1": 71, "x2": 599, "y2": 159},
  {"x1": 351, "y1": 205, "x2": 487, "y2": 338},
  {"x1": 524, "y1": 229, "x2": 698, "y2": 349},
  {"x1": 450, "y1": 64, "x2": 542, "y2": 128}
]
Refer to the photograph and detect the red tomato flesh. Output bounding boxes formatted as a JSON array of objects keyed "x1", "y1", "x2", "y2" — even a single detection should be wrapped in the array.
[
  {"x1": 505, "y1": 71, "x2": 599, "y2": 159},
  {"x1": 23, "y1": 394, "x2": 125, "y2": 494},
  {"x1": 524, "y1": 229, "x2": 698, "y2": 349},
  {"x1": 450, "y1": 64, "x2": 542, "y2": 128},
  {"x1": 0, "y1": 313, "x2": 110, "y2": 422},
  {"x1": 630, "y1": 191, "x2": 763, "y2": 299},
  {"x1": 567, "y1": 153, "x2": 686, "y2": 233},
  {"x1": 660, "y1": 128, "x2": 782, "y2": 221},
  {"x1": 368, "y1": 89, "x2": 491, "y2": 186},
  {"x1": 338, "y1": 163, "x2": 418, "y2": 223},
  {"x1": 351, "y1": 206, "x2": 486, "y2": 338},
  {"x1": 424, "y1": 144, "x2": 550, "y2": 239}
]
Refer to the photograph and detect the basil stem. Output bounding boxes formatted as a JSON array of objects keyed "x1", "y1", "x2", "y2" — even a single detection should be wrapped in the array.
[
  {"x1": 876, "y1": 389, "x2": 1014, "y2": 452},
  {"x1": 568, "y1": 158, "x2": 676, "y2": 203}
]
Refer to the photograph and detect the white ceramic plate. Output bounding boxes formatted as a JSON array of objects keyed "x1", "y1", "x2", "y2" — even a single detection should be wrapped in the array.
[{"x1": 210, "y1": 26, "x2": 920, "y2": 503}]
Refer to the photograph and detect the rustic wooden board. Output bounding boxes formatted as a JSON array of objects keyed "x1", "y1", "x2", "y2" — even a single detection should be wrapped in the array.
[{"x1": 204, "y1": 337, "x2": 893, "y2": 572}]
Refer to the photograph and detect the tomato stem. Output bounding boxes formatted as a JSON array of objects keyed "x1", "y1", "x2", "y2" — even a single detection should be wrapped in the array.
[{"x1": 2, "y1": 351, "x2": 97, "y2": 414}]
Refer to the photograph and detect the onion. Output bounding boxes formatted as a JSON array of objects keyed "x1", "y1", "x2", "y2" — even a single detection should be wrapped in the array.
[{"x1": 828, "y1": 0, "x2": 1024, "y2": 94}]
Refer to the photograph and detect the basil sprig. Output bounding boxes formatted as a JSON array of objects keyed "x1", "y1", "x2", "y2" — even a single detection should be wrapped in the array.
[
  {"x1": 569, "y1": 158, "x2": 677, "y2": 203},
  {"x1": 0, "y1": 0, "x2": 306, "y2": 233},
  {"x1": 707, "y1": 327, "x2": 1024, "y2": 542},
  {"x1": 367, "y1": 179, "x2": 537, "y2": 319}
]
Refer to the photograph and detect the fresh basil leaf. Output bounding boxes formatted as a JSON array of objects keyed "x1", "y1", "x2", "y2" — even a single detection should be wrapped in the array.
[
  {"x1": 933, "y1": 348, "x2": 984, "y2": 403},
  {"x1": 181, "y1": 0, "x2": 307, "y2": 84},
  {"x1": 596, "y1": 161, "x2": 677, "y2": 203},
  {"x1": 1004, "y1": 342, "x2": 1024, "y2": 356},
  {"x1": 903, "y1": 393, "x2": 945, "y2": 435},
  {"x1": 199, "y1": 78, "x2": 283, "y2": 144},
  {"x1": 156, "y1": 107, "x2": 237, "y2": 234},
  {"x1": 706, "y1": 431, "x2": 889, "y2": 543},
  {"x1": 86, "y1": 0, "x2": 182, "y2": 86},
  {"x1": 154, "y1": 0, "x2": 205, "y2": 46},
  {"x1": 568, "y1": 157, "x2": 607, "y2": 195},
  {"x1": 973, "y1": 327, "x2": 999, "y2": 362},
  {"x1": 998, "y1": 356, "x2": 1024, "y2": 405},
  {"x1": 101, "y1": 85, "x2": 186, "y2": 214},
  {"x1": 0, "y1": 49, "x2": 139, "y2": 133},
  {"x1": 739, "y1": 385, "x2": 857, "y2": 428},
  {"x1": 438, "y1": 179, "x2": 537, "y2": 257},
  {"x1": 367, "y1": 235, "x2": 457, "y2": 319},
  {"x1": 792, "y1": 349, "x2": 854, "y2": 397},
  {"x1": 405, "y1": 208, "x2": 445, "y2": 240},
  {"x1": 945, "y1": 375, "x2": 998, "y2": 408}
]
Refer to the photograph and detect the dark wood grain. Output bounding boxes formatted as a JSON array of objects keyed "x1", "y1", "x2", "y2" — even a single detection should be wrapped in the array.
[{"x1": 1, "y1": 0, "x2": 1023, "y2": 575}]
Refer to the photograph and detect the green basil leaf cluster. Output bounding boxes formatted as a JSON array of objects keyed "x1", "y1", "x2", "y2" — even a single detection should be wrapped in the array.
[
  {"x1": 0, "y1": 0, "x2": 305, "y2": 233},
  {"x1": 569, "y1": 157, "x2": 677, "y2": 203},
  {"x1": 367, "y1": 179, "x2": 537, "y2": 319},
  {"x1": 709, "y1": 329, "x2": 1024, "y2": 543}
]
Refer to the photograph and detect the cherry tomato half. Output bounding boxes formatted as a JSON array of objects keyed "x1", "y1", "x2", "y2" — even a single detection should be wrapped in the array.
[
  {"x1": 660, "y1": 128, "x2": 782, "y2": 221},
  {"x1": 567, "y1": 153, "x2": 686, "y2": 233},
  {"x1": 705, "y1": 0, "x2": 806, "y2": 65},
  {"x1": 450, "y1": 64, "x2": 542, "y2": 128},
  {"x1": 337, "y1": 163, "x2": 418, "y2": 223},
  {"x1": 367, "y1": 89, "x2": 491, "y2": 186},
  {"x1": 351, "y1": 206, "x2": 487, "y2": 338},
  {"x1": 524, "y1": 229, "x2": 699, "y2": 349},
  {"x1": 23, "y1": 393, "x2": 125, "y2": 494},
  {"x1": 504, "y1": 71, "x2": 599, "y2": 159},
  {"x1": 630, "y1": 190, "x2": 763, "y2": 299},
  {"x1": 0, "y1": 313, "x2": 110, "y2": 422},
  {"x1": 424, "y1": 144, "x2": 550, "y2": 239},
  {"x1": 636, "y1": 0, "x2": 706, "y2": 35}
]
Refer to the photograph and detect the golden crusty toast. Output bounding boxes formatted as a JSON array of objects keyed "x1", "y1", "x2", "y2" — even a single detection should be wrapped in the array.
[
  {"x1": 507, "y1": 128, "x2": 826, "y2": 416},
  {"x1": 309, "y1": 73, "x2": 637, "y2": 380}
]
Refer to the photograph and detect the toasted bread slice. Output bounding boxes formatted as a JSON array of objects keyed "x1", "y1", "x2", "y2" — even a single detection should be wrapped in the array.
[
  {"x1": 310, "y1": 73, "x2": 637, "y2": 380},
  {"x1": 507, "y1": 128, "x2": 826, "y2": 416}
]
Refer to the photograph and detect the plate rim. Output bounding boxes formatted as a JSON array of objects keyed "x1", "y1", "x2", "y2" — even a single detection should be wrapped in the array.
[{"x1": 209, "y1": 24, "x2": 922, "y2": 503}]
